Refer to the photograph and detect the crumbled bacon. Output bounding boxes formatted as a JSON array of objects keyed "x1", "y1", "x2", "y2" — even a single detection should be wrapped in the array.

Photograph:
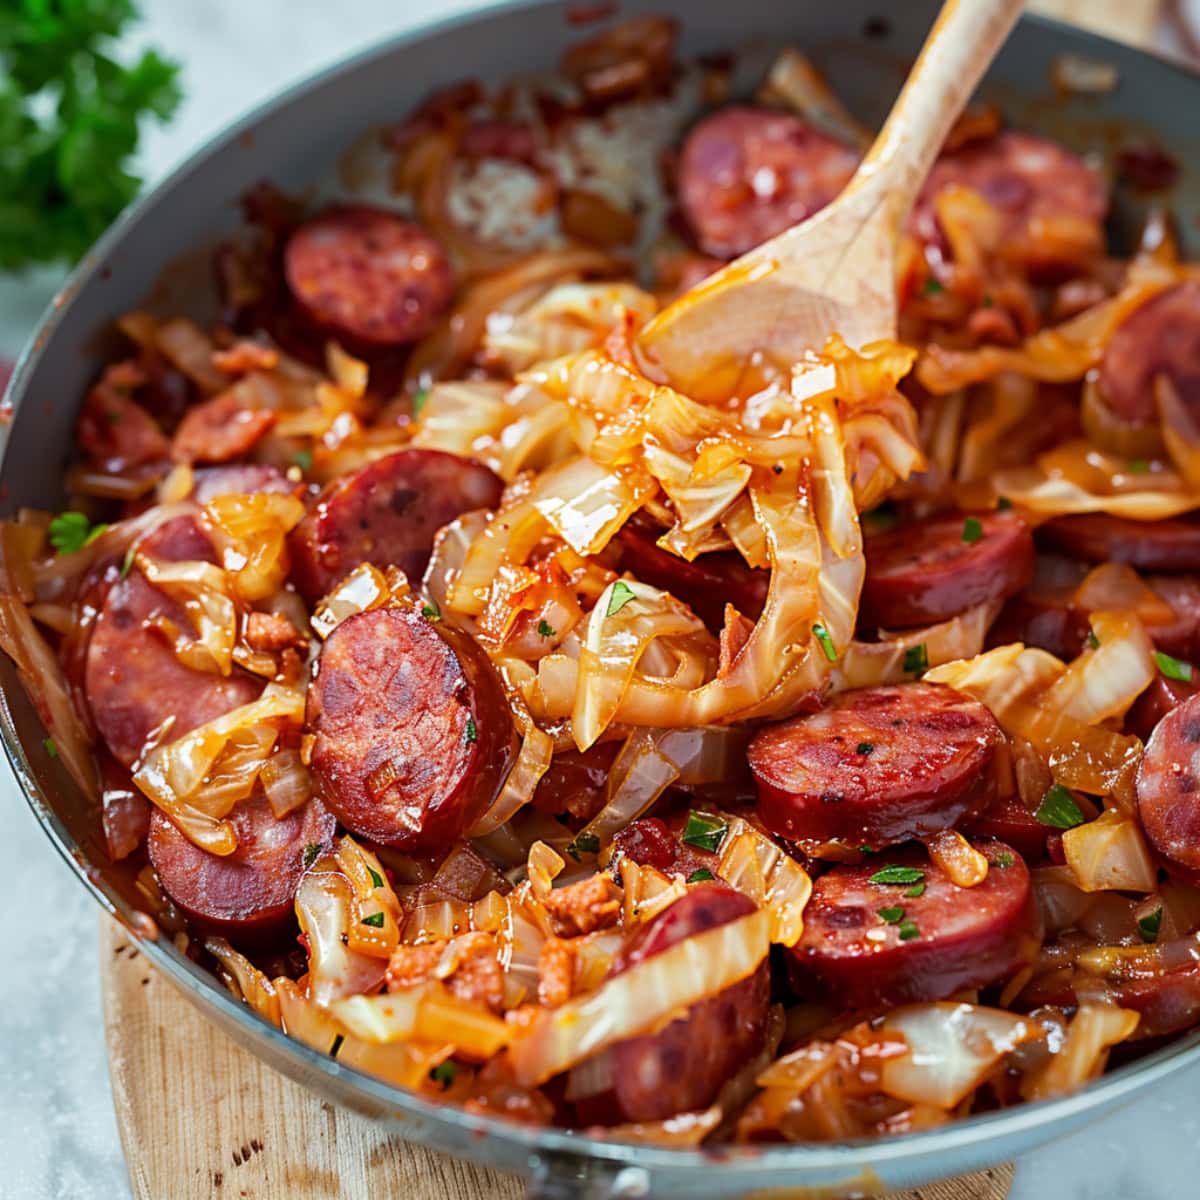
[
  {"x1": 541, "y1": 873, "x2": 621, "y2": 937},
  {"x1": 212, "y1": 341, "x2": 280, "y2": 374},
  {"x1": 537, "y1": 936, "x2": 574, "y2": 1008},
  {"x1": 77, "y1": 364, "x2": 170, "y2": 471},
  {"x1": 245, "y1": 611, "x2": 306, "y2": 653},
  {"x1": 171, "y1": 392, "x2": 277, "y2": 463},
  {"x1": 386, "y1": 931, "x2": 505, "y2": 1013}
]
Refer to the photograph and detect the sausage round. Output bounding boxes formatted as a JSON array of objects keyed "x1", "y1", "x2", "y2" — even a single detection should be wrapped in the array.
[
  {"x1": 987, "y1": 592, "x2": 1091, "y2": 661},
  {"x1": 677, "y1": 106, "x2": 859, "y2": 259},
  {"x1": 860, "y1": 511, "x2": 1034, "y2": 630},
  {"x1": 910, "y1": 131, "x2": 1106, "y2": 273},
  {"x1": 1127, "y1": 673, "x2": 1200, "y2": 741},
  {"x1": 530, "y1": 741, "x2": 620, "y2": 824},
  {"x1": 283, "y1": 205, "x2": 454, "y2": 346},
  {"x1": 1036, "y1": 513, "x2": 1200, "y2": 573},
  {"x1": 85, "y1": 516, "x2": 263, "y2": 767},
  {"x1": 306, "y1": 606, "x2": 516, "y2": 850},
  {"x1": 577, "y1": 884, "x2": 770, "y2": 1123},
  {"x1": 1136, "y1": 692, "x2": 1200, "y2": 882},
  {"x1": 288, "y1": 448, "x2": 503, "y2": 602},
  {"x1": 789, "y1": 841, "x2": 1040, "y2": 1008},
  {"x1": 749, "y1": 682, "x2": 1002, "y2": 848},
  {"x1": 963, "y1": 795, "x2": 1052, "y2": 863},
  {"x1": 1145, "y1": 575, "x2": 1200, "y2": 663},
  {"x1": 1099, "y1": 281, "x2": 1200, "y2": 425},
  {"x1": 149, "y1": 793, "x2": 335, "y2": 940}
]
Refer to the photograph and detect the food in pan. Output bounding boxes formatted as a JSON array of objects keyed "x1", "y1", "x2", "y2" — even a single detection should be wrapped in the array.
[{"x1": 5, "y1": 15, "x2": 1200, "y2": 1144}]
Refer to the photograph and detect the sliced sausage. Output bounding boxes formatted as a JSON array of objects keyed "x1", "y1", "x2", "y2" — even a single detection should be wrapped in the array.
[
  {"x1": 987, "y1": 592, "x2": 1091, "y2": 661},
  {"x1": 749, "y1": 682, "x2": 1002, "y2": 848},
  {"x1": 860, "y1": 512, "x2": 1034, "y2": 630},
  {"x1": 789, "y1": 841, "x2": 1040, "y2": 1008},
  {"x1": 1136, "y1": 692, "x2": 1200, "y2": 882},
  {"x1": 288, "y1": 448, "x2": 503, "y2": 602},
  {"x1": 677, "y1": 106, "x2": 859, "y2": 259},
  {"x1": 1036, "y1": 513, "x2": 1200, "y2": 573},
  {"x1": 616, "y1": 523, "x2": 767, "y2": 633},
  {"x1": 1099, "y1": 281, "x2": 1200, "y2": 426},
  {"x1": 284, "y1": 205, "x2": 454, "y2": 346},
  {"x1": 307, "y1": 606, "x2": 516, "y2": 850},
  {"x1": 530, "y1": 741, "x2": 620, "y2": 824},
  {"x1": 191, "y1": 464, "x2": 296, "y2": 504},
  {"x1": 576, "y1": 884, "x2": 770, "y2": 1123},
  {"x1": 1127, "y1": 674, "x2": 1200, "y2": 741},
  {"x1": 610, "y1": 815, "x2": 723, "y2": 883},
  {"x1": 963, "y1": 795, "x2": 1051, "y2": 863},
  {"x1": 1143, "y1": 576, "x2": 1200, "y2": 662},
  {"x1": 85, "y1": 516, "x2": 263, "y2": 767},
  {"x1": 910, "y1": 131, "x2": 1106, "y2": 273},
  {"x1": 149, "y1": 793, "x2": 335, "y2": 940}
]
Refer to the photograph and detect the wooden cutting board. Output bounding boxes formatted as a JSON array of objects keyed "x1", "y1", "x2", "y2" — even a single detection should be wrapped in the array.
[{"x1": 100, "y1": 917, "x2": 1014, "y2": 1200}]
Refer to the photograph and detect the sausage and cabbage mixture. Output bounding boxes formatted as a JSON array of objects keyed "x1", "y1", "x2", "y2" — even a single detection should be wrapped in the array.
[{"x1": 6, "y1": 15, "x2": 1200, "y2": 1143}]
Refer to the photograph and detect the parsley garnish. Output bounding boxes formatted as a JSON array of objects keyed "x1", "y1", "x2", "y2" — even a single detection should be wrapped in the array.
[
  {"x1": 120, "y1": 546, "x2": 135, "y2": 580},
  {"x1": 812, "y1": 623, "x2": 838, "y2": 663},
  {"x1": 421, "y1": 600, "x2": 440, "y2": 619},
  {"x1": 565, "y1": 831, "x2": 600, "y2": 862},
  {"x1": 49, "y1": 511, "x2": 107, "y2": 555},
  {"x1": 981, "y1": 294, "x2": 995, "y2": 308},
  {"x1": 924, "y1": 278, "x2": 946, "y2": 295},
  {"x1": 1138, "y1": 907, "x2": 1163, "y2": 944},
  {"x1": 1155, "y1": 650, "x2": 1193, "y2": 683},
  {"x1": 411, "y1": 388, "x2": 430, "y2": 417},
  {"x1": 962, "y1": 516, "x2": 984, "y2": 544},
  {"x1": 682, "y1": 811, "x2": 728, "y2": 853},
  {"x1": 995, "y1": 852, "x2": 1015, "y2": 868},
  {"x1": 687, "y1": 868, "x2": 715, "y2": 883},
  {"x1": 1127, "y1": 459, "x2": 1150, "y2": 475},
  {"x1": 537, "y1": 619, "x2": 556, "y2": 638},
  {"x1": 361, "y1": 911, "x2": 385, "y2": 928},
  {"x1": 903, "y1": 643, "x2": 929, "y2": 675},
  {"x1": 856, "y1": 742, "x2": 875, "y2": 756},
  {"x1": 863, "y1": 504, "x2": 899, "y2": 533},
  {"x1": 996, "y1": 496, "x2": 1013, "y2": 511},
  {"x1": 291, "y1": 448, "x2": 313, "y2": 472},
  {"x1": 877, "y1": 905, "x2": 905, "y2": 924},
  {"x1": 904, "y1": 882, "x2": 926, "y2": 898},
  {"x1": 1086, "y1": 630, "x2": 1100, "y2": 651},
  {"x1": 430, "y1": 1060, "x2": 457, "y2": 1086},
  {"x1": 869, "y1": 865, "x2": 925, "y2": 886},
  {"x1": 898, "y1": 919, "x2": 921, "y2": 941},
  {"x1": 465, "y1": 717, "x2": 477, "y2": 743},
  {"x1": 606, "y1": 580, "x2": 636, "y2": 617},
  {"x1": 43, "y1": 736, "x2": 57, "y2": 758},
  {"x1": 302, "y1": 843, "x2": 321, "y2": 869},
  {"x1": 1035, "y1": 783, "x2": 1085, "y2": 830},
  {"x1": 367, "y1": 865, "x2": 384, "y2": 889}
]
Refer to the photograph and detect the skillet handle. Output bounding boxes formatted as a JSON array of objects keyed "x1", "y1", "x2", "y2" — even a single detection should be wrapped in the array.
[{"x1": 526, "y1": 1154, "x2": 651, "y2": 1199}]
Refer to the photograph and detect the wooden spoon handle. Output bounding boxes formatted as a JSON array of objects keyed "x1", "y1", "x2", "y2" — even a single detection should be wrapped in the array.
[{"x1": 852, "y1": 0, "x2": 1024, "y2": 226}]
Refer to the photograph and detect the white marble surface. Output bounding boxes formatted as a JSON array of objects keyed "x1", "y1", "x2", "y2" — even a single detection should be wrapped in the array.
[{"x1": 2, "y1": 3, "x2": 1200, "y2": 1198}]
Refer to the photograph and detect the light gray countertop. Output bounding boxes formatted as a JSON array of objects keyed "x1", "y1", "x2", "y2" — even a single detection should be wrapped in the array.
[{"x1": 1, "y1": 3, "x2": 1198, "y2": 1197}]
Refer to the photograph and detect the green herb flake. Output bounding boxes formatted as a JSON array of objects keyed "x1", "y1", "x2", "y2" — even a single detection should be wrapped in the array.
[
  {"x1": 903, "y1": 883, "x2": 926, "y2": 898},
  {"x1": 996, "y1": 496, "x2": 1013, "y2": 511},
  {"x1": 962, "y1": 516, "x2": 984, "y2": 544},
  {"x1": 537, "y1": 619, "x2": 557, "y2": 638},
  {"x1": 856, "y1": 742, "x2": 875, "y2": 756},
  {"x1": 877, "y1": 905, "x2": 905, "y2": 924},
  {"x1": 687, "y1": 868, "x2": 716, "y2": 883},
  {"x1": 302, "y1": 842, "x2": 321, "y2": 869},
  {"x1": 995, "y1": 852, "x2": 1015, "y2": 868},
  {"x1": 411, "y1": 388, "x2": 430, "y2": 417},
  {"x1": 465, "y1": 717, "x2": 477, "y2": 744},
  {"x1": 1086, "y1": 630, "x2": 1100, "y2": 651},
  {"x1": 869, "y1": 865, "x2": 925, "y2": 886},
  {"x1": 898, "y1": 919, "x2": 921, "y2": 941},
  {"x1": 924, "y1": 278, "x2": 946, "y2": 295},
  {"x1": 367, "y1": 865, "x2": 384, "y2": 889},
  {"x1": 903, "y1": 643, "x2": 929, "y2": 675},
  {"x1": 606, "y1": 580, "x2": 636, "y2": 617},
  {"x1": 565, "y1": 832, "x2": 600, "y2": 863},
  {"x1": 291, "y1": 448, "x2": 313, "y2": 472},
  {"x1": 981, "y1": 294, "x2": 995, "y2": 308},
  {"x1": 812, "y1": 623, "x2": 838, "y2": 663},
  {"x1": 430, "y1": 1060, "x2": 457, "y2": 1087},
  {"x1": 48, "y1": 511, "x2": 107, "y2": 556},
  {"x1": 1035, "y1": 783, "x2": 1085, "y2": 830},
  {"x1": 361, "y1": 911, "x2": 385, "y2": 929},
  {"x1": 682, "y1": 810, "x2": 728, "y2": 854},
  {"x1": 421, "y1": 600, "x2": 441, "y2": 619},
  {"x1": 863, "y1": 504, "x2": 899, "y2": 533},
  {"x1": 43, "y1": 736, "x2": 57, "y2": 759},
  {"x1": 1138, "y1": 907, "x2": 1163, "y2": 944},
  {"x1": 1155, "y1": 650, "x2": 1194, "y2": 683},
  {"x1": 120, "y1": 546, "x2": 135, "y2": 580},
  {"x1": 1127, "y1": 459, "x2": 1150, "y2": 475}
]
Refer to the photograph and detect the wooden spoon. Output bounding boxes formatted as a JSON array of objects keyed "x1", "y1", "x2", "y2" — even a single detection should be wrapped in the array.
[{"x1": 637, "y1": 0, "x2": 1025, "y2": 397}]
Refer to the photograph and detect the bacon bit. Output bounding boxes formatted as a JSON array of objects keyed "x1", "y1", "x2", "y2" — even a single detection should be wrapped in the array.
[
  {"x1": 602, "y1": 309, "x2": 641, "y2": 368},
  {"x1": 460, "y1": 120, "x2": 538, "y2": 165},
  {"x1": 245, "y1": 611, "x2": 306, "y2": 653},
  {"x1": 212, "y1": 341, "x2": 279, "y2": 374},
  {"x1": 560, "y1": 188, "x2": 639, "y2": 248},
  {"x1": 77, "y1": 366, "x2": 170, "y2": 471},
  {"x1": 560, "y1": 15, "x2": 678, "y2": 104},
  {"x1": 537, "y1": 937, "x2": 575, "y2": 1008},
  {"x1": 718, "y1": 604, "x2": 755, "y2": 678},
  {"x1": 275, "y1": 647, "x2": 305, "y2": 688},
  {"x1": 541, "y1": 874, "x2": 621, "y2": 937},
  {"x1": 170, "y1": 392, "x2": 277, "y2": 464},
  {"x1": 386, "y1": 932, "x2": 504, "y2": 1013},
  {"x1": 386, "y1": 941, "x2": 443, "y2": 990}
]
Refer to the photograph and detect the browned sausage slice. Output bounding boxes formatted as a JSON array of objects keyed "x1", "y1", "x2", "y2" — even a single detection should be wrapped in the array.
[
  {"x1": 148, "y1": 793, "x2": 335, "y2": 940},
  {"x1": 963, "y1": 795, "x2": 1052, "y2": 863},
  {"x1": 1136, "y1": 692, "x2": 1200, "y2": 882},
  {"x1": 307, "y1": 606, "x2": 516, "y2": 850},
  {"x1": 288, "y1": 448, "x2": 503, "y2": 601},
  {"x1": 677, "y1": 106, "x2": 859, "y2": 259},
  {"x1": 1037, "y1": 513, "x2": 1200, "y2": 573},
  {"x1": 575, "y1": 884, "x2": 770, "y2": 1124},
  {"x1": 749, "y1": 682, "x2": 1002, "y2": 848},
  {"x1": 85, "y1": 516, "x2": 263, "y2": 767},
  {"x1": 910, "y1": 131, "x2": 1106, "y2": 273},
  {"x1": 1127, "y1": 674, "x2": 1200, "y2": 741},
  {"x1": 789, "y1": 841, "x2": 1040, "y2": 1008},
  {"x1": 284, "y1": 205, "x2": 454, "y2": 345},
  {"x1": 1099, "y1": 281, "x2": 1200, "y2": 425},
  {"x1": 860, "y1": 511, "x2": 1034, "y2": 630}
]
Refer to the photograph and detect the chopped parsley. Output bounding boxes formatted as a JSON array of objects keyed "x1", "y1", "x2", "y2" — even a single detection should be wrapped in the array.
[
  {"x1": 996, "y1": 496, "x2": 1013, "y2": 511},
  {"x1": 903, "y1": 643, "x2": 928, "y2": 675},
  {"x1": 682, "y1": 810, "x2": 728, "y2": 854},
  {"x1": 1035, "y1": 783, "x2": 1085, "y2": 830},
  {"x1": 962, "y1": 516, "x2": 984, "y2": 544},
  {"x1": 856, "y1": 742, "x2": 875, "y2": 756},
  {"x1": 898, "y1": 919, "x2": 921, "y2": 941},
  {"x1": 606, "y1": 580, "x2": 636, "y2": 617},
  {"x1": 361, "y1": 911, "x2": 385, "y2": 929},
  {"x1": 904, "y1": 882, "x2": 926, "y2": 898},
  {"x1": 565, "y1": 831, "x2": 600, "y2": 862},
  {"x1": 1155, "y1": 650, "x2": 1193, "y2": 683},
  {"x1": 429, "y1": 1060, "x2": 457, "y2": 1087},
  {"x1": 1086, "y1": 630, "x2": 1100, "y2": 651},
  {"x1": 120, "y1": 545, "x2": 135, "y2": 580},
  {"x1": 995, "y1": 852, "x2": 1015, "y2": 868},
  {"x1": 291, "y1": 448, "x2": 313, "y2": 472},
  {"x1": 869, "y1": 865, "x2": 925, "y2": 886},
  {"x1": 981, "y1": 294, "x2": 995, "y2": 308},
  {"x1": 536, "y1": 619, "x2": 557, "y2": 638},
  {"x1": 862, "y1": 504, "x2": 899, "y2": 533},
  {"x1": 302, "y1": 843, "x2": 321, "y2": 869},
  {"x1": 48, "y1": 511, "x2": 107, "y2": 555},
  {"x1": 877, "y1": 905, "x2": 905, "y2": 924},
  {"x1": 411, "y1": 388, "x2": 430, "y2": 417},
  {"x1": 1127, "y1": 459, "x2": 1150, "y2": 475},
  {"x1": 367, "y1": 864, "x2": 384, "y2": 889},
  {"x1": 43, "y1": 736, "x2": 57, "y2": 759},
  {"x1": 465, "y1": 717, "x2": 477, "y2": 743},
  {"x1": 421, "y1": 600, "x2": 441, "y2": 619},
  {"x1": 924, "y1": 278, "x2": 946, "y2": 295},
  {"x1": 812, "y1": 623, "x2": 838, "y2": 663},
  {"x1": 1138, "y1": 907, "x2": 1163, "y2": 944},
  {"x1": 687, "y1": 868, "x2": 715, "y2": 883}
]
